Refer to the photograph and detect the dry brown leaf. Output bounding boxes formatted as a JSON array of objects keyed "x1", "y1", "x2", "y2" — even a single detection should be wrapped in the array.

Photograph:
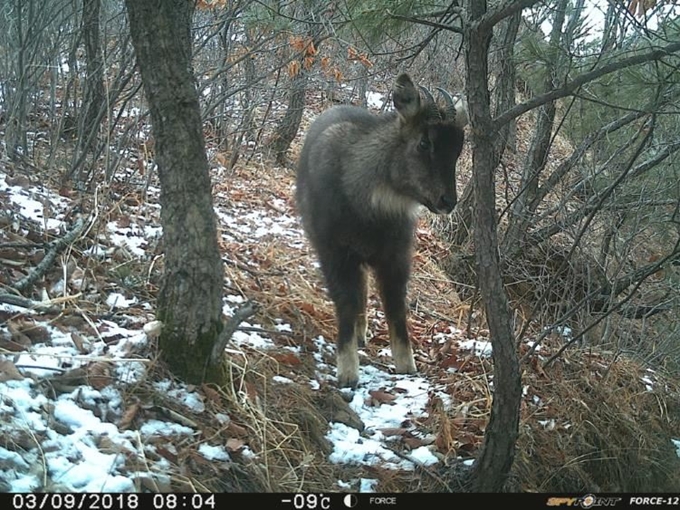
[
  {"x1": 367, "y1": 389, "x2": 397, "y2": 406},
  {"x1": 8, "y1": 320, "x2": 35, "y2": 346},
  {"x1": 379, "y1": 427, "x2": 408, "y2": 437},
  {"x1": 287, "y1": 60, "x2": 301, "y2": 78},
  {"x1": 201, "y1": 384, "x2": 222, "y2": 404},
  {"x1": 226, "y1": 438, "x2": 245, "y2": 452},
  {"x1": 271, "y1": 351, "x2": 302, "y2": 366},
  {"x1": 440, "y1": 356, "x2": 464, "y2": 371},
  {"x1": 156, "y1": 446, "x2": 178, "y2": 464},
  {"x1": 404, "y1": 435, "x2": 428, "y2": 449},
  {"x1": 0, "y1": 359, "x2": 24, "y2": 381},
  {"x1": 244, "y1": 381, "x2": 259, "y2": 403},
  {"x1": 0, "y1": 330, "x2": 30, "y2": 352},
  {"x1": 87, "y1": 362, "x2": 112, "y2": 390},
  {"x1": 136, "y1": 473, "x2": 172, "y2": 493},
  {"x1": 289, "y1": 36, "x2": 306, "y2": 52},
  {"x1": 0, "y1": 248, "x2": 26, "y2": 261},
  {"x1": 303, "y1": 56, "x2": 315, "y2": 70},
  {"x1": 226, "y1": 421, "x2": 248, "y2": 437},
  {"x1": 305, "y1": 40, "x2": 317, "y2": 57},
  {"x1": 17, "y1": 320, "x2": 50, "y2": 343},
  {"x1": 99, "y1": 435, "x2": 132, "y2": 454},
  {"x1": 70, "y1": 331, "x2": 87, "y2": 353},
  {"x1": 119, "y1": 401, "x2": 141, "y2": 430}
]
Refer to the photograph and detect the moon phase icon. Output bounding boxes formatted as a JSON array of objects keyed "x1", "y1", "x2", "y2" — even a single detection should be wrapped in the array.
[{"x1": 343, "y1": 494, "x2": 358, "y2": 508}]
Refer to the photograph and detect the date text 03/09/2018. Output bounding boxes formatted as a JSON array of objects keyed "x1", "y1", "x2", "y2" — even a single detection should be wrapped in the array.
[{"x1": 10, "y1": 494, "x2": 217, "y2": 510}]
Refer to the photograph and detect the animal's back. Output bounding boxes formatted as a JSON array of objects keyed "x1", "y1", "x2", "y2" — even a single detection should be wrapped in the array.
[
  {"x1": 296, "y1": 105, "x2": 392, "y2": 251},
  {"x1": 296, "y1": 105, "x2": 382, "y2": 188}
]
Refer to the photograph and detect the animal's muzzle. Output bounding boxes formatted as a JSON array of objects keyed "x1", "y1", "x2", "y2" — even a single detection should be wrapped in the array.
[{"x1": 433, "y1": 194, "x2": 456, "y2": 214}]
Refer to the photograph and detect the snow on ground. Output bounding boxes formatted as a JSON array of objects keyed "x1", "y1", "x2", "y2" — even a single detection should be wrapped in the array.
[
  {"x1": 3, "y1": 169, "x2": 679, "y2": 493},
  {"x1": 0, "y1": 167, "x2": 488, "y2": 493},
  {"x1": 1, "y1": 173, "x2": 71, "y2": 232}
]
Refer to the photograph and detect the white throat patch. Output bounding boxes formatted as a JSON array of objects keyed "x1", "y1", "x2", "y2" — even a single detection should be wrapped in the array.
[{"x1": 370, "y1": 186, "x2": 420, "y2": 219}]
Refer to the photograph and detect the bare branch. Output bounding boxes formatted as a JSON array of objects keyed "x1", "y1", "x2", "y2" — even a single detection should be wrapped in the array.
[
  {"x1": 14, "y1": 217, "x2": 88, "y2": 293},
  {"x1": 480, "y1": 0, "x2": 545, "y2": 30},
  {"x1": 387, "y1": 10, "x2": 463, "y2": 34},
  {"x1": 211, "y1": 300, "x2": 259, "y2": 363},
  {"x1": 494, "y1": 41, "x2": 680, "y2": 129}
]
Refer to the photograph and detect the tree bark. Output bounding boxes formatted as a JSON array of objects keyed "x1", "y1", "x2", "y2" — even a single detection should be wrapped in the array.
[
  {"x1": 491, "y1": 10, "x2": 520, "y2": 158},
  {"x1": 271, "y1": 66, "x2": 308, "y2": 165},
  {"x1": 72, "y1": 0, "x2": 106, "y2": 182},
  {"x1": 125, "y1": 0, "x2": 226, "y2": 385},
  {"x1": 503, "y1": 0, "x2": 567, "y2": 256},
  {"x1": 81, "y1": 0, "x2": 104, "y2": 141},
  {"x1": 464, "y1": 0, "x2": 521, "y2": 492}
]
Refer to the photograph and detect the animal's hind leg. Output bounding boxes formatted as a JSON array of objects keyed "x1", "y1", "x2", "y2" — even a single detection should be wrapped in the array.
[
  {"x1": 355, "y1": 267, "x2": 368, "y2": 348},
  {"x1": 375, "y1": 260, "x2": 416, "y2": 375},
  {"x1": 321, "y1": 252, "x2": 366, "y2": 388}
]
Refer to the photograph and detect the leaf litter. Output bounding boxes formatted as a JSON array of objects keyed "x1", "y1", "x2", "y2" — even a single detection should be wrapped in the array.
[{"x1": 1, "y1": 131, "x2": 680, "y2": 493}]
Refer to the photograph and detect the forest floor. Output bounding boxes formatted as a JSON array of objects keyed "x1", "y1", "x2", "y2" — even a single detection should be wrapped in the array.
[{"x1": 1, "y1": 93, "x2": 680, "y2": 493}]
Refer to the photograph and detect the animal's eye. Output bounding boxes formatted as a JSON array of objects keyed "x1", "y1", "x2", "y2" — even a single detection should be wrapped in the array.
[{"x1": 418, "y1": 137, "x2": 430, "y2": 152}]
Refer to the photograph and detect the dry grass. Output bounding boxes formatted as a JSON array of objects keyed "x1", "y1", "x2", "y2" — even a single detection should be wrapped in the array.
[
  {"x1": 203, "y1": 158, "x2": 680, "y2": 492},
  {"x1": 4, "y1": 99, "x2": 679, "y2": 494}
]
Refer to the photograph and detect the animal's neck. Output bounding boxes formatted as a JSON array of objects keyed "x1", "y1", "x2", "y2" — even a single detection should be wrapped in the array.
[{"x1": 343, "y1": 137, "x2": 419, "y2": 221}]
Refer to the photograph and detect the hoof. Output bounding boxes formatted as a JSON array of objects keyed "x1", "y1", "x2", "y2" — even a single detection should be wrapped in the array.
[
  {"x1": 337, "y1": 349, "x2": 359, "y2": 388},
  {"x1": 337, "y1": 372, "x2": 359, "y2": 389},
  {"x1": 393, "y1": 348, "x2": 417, "y2": 374}
]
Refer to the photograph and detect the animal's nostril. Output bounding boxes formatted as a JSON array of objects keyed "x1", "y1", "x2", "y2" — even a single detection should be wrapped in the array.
[{"x1": 439, "y1": 195, "x2": 456, "y2": 212}]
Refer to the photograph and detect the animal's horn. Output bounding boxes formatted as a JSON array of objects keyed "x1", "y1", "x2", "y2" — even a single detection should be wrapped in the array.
[
  {"x1": 436, "y1": 87, "x2": 468, "y2": 128},
  {"x1": 418, "y1": 85, "x2": 441, "y2": 121}
]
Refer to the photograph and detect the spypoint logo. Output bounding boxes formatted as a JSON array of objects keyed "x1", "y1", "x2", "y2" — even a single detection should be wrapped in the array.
[
  {"x1": 546, "y1": 495, "x2": 621, "y2": 508},
  {"x1": 579, "y1": 494, "x2": 621, "y2": 508}
]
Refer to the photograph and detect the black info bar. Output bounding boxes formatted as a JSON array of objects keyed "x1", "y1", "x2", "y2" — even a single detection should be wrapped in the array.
[{"x1": 5, "y1": 493, "x2": 680, "y2": 510}]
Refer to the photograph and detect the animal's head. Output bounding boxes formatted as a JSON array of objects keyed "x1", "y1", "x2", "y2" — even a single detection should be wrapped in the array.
[{"x1": 390, "y1": 73, "x2": 467, "y2": 214}]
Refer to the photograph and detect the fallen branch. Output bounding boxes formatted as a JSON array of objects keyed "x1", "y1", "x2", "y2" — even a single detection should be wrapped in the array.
[
  {"x1": 211, "y1": 300, "x2": 259, "y2": 363},
  {"x1": 0, "y1": 292, "x2": 60, "y2": 313},
  {"x1": 14, "y1": 217, "x2": 88, "y2": 293}
]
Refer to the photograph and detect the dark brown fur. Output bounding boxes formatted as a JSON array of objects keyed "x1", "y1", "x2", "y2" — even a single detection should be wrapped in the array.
[{"x1": 296, "y1": 73, "x2": 466, "y2": 387}]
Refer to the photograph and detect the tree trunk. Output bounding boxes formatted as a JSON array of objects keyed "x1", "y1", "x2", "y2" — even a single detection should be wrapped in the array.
[
  {"x1": 72, "y1": 0, "x2": 105, "y2": 182},
  {"x1": 271, "y1": 67, "x2": 308, "y2": 165},
  {"x1": 125, "y1": 0, "x2": 226, "y2": 385},
  {"x1": 450, "y1": 10, "x2": 520, "y2": 249},
  {"x1": 491, "y1": 10, "x2": 520, "y2": 158},
  {"x1": 464, "y1": 0, "x2": 522, "y2": 492},
  {"x1": 6, "y1": 0, "x2": 30, "y2": 161},
  {"x1": 502, "y1": 0, "x2": 577, "y2": 257}
]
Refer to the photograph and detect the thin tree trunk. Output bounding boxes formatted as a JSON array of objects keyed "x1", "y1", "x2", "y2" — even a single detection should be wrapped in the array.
[
  {"x1": 81, "y1": 0, "x2": 104, "y2": 141},
  {"x1": 72, "y1": 0, "x2": 106, "y2": 182},
  {"x1": 503, "y1": 0, "x2": 567, "y2": 257},
  {"x1": 125, "y1": 0, "x2": 226, "y2": 385},
  {"x1": 450, "y1": 9, "x2": 520, "y2": 249},
  {"x1": 491, "y1": 10, "x2": 520, "y2": 158},
  {"x1": 464, "y1": 0, "x2": 521, "y2": 492},
  {"x1": 271, "y1": 67, "x2": 308, "y2": 165},
  {"x1": 6, "y1": 0, "x2": 30, "y2": 161}
]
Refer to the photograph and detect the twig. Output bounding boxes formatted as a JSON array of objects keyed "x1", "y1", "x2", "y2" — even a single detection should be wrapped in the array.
[
  {"x1": 0, "y1": 293, "x2": 60, "y2": 313},
  {"x1": 237, "y1": 326, "x2": 295, "y2": 338},
  {"x1": 14, "y1": 217, "x2": 88, "y2": 293},
  {"x1": 0, "y1": 242, "x2": 47, "y2": 249},
  {"x1": 211, "y1": 300, "x2": 259, "y2": 363}
]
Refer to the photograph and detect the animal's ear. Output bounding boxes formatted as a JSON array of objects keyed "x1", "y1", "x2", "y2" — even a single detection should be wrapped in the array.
[
  {"x1": 450, "y1": 95, "x2": 469, "y2": 129},
  {"x1": 392, "y1": 73, "x2": 421, "y2": 121},
  {"x1": 454, "y1": 98, "x2": 469, "y2": 129}
]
